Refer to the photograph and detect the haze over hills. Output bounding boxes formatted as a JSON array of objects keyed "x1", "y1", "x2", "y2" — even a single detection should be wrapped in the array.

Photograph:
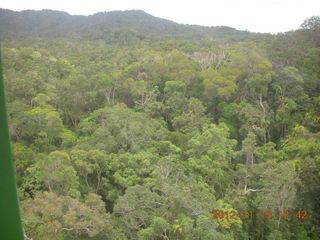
[{"x1": 0, "y1": 8, "x2": 263, "y2": 42}]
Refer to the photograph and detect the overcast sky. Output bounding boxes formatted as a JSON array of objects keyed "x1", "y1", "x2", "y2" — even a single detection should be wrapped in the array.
[{"x1": 1, "y1": 0, "x2": 319, "y2": 33}]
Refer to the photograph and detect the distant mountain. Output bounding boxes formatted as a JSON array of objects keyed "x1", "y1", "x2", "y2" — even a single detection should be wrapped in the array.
[{"x1": 0, "y1": 9, "x2": 263, "y2": 42}]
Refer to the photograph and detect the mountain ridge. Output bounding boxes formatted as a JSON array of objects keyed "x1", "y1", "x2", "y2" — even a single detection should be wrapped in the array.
[{"x1": 0, "y1": 8, "x2": 263, "y2": 42}]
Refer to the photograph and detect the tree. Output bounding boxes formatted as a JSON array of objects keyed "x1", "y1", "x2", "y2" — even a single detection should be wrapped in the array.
[
  {"x1": 164, "y1": 80, "x2": 188, "y2": 121},
  {"x1": 113, "y1": 185, "x2": 167, "y2": 236},
  {"x1": 302, "y1": 47, "x2": 320, "y2": 96},
  {"x1": 77, "y1": 104, "x2": 168, "y2": 153},
  {"x1": 186, "y1": 123, "x2": 236, "y2": 198},
  {"x1": 241, "y1": 132, "x2": 257, "y2": 167},
  {"x1": 172, "y1": 97, "x2": 210, "y2": 134},
  {"x1": 55, "y1": 72, "x2": 99, "y2": 128},
  {"x1": 255, "y1": 161, "x2": 300, "y2": 240},
  {"x1": 237, "y1": 102, "x2": 272, "y2": 145},
  {"x1": 12, "y1": 143, "x2": 36, "y2": 188},
  {"x1": 69, "y1": 149, "x2": 109, "y2": 195},
  {"x1": 16, "y1": 101, "x2": 74, "y2": 152},
  {"x1": 301, "y1": 16, "x2": 320, "y2": 46},
  {"x1": 202, "y1": 67, "x2": 238, "y2": 101},
  {"x1": 231, "y1": 45, "x2": 273, "y2": 102},
  {"x1": 21, "y1": 192, "x2": 113, "y2": 240},
  {"x1": 138, "y1": 217, "x2": 170, "y2": 240},
  {"x1": 35, "y1": 151, "x2": 80, "y2": 197}
]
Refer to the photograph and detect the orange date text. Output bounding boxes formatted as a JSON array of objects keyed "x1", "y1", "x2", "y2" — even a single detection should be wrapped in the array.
[{"x1": 210, "y1": 210, "x2": 308, "y2": 220}]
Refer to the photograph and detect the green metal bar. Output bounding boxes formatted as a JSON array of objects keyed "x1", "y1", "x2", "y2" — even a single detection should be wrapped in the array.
[{"x1": 0, "y1": 48, "x2": 24, "y2": 239}]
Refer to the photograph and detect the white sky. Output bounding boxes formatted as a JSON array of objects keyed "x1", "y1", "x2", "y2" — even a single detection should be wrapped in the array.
[{"x1": 1, "y1": 0, "x2": 319, "y2": 33}]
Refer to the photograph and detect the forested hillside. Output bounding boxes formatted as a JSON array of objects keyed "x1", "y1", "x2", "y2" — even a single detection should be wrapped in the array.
[
  {"x1": 0, "y1": 9, "x2": 262, "y2": 42},
  {"x1": 1, "y1": 9, "x2": 320, "y2": 240}
]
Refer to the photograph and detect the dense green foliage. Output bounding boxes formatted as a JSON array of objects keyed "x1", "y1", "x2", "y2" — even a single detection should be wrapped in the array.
[{"x1": 1, "y1": 10, "x2": 320, "y2": 240}]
